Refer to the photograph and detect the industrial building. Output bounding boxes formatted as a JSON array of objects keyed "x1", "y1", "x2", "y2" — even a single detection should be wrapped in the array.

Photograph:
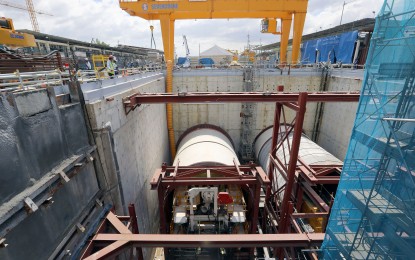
[
  {"x1": 15, "y1": 29, "x2": 164, "y2": 68},
  {"x1": 256, "y1": 18, "x2": 375, "y2": 66},
  {"x1": 0, "y1": 0, "x2": 414, "y2": 259}
]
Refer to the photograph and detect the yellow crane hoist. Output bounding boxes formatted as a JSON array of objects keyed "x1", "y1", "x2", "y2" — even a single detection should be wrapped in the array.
[{"x1": 119, "y1": 0, "x2": 308, "y2": 158}]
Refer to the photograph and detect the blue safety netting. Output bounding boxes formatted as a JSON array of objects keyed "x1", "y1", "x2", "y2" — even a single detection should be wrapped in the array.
[
  {"x1": 321, "y1": 0, "x2": 415, "y2": 259},
  {"x1": 301, "y1": 31, "x2": 358, "y2": 64}
]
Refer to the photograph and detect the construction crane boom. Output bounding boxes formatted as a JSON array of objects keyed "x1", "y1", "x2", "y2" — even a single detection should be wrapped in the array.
[
  {"x1": 183, "y1": 35, "x2": 190, "y2": 57},
  {"x1": 25, "y1": 0, "x2": 39, "y2": 32},
  {"x1": 182, "y1": 35, "x2": 190, "y2": 68},
  {"x1": 0, "y1": 0, "x2": 53, "y2": 32}
]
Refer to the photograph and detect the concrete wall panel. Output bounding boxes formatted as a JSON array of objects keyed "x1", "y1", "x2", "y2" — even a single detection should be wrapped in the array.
[
  {"x1": 84, "y1": 74, "x2": 169, "y2": 251},
  {"x1": 173, "y1": 70, "x2": 322, "y2": 154},
  {"x1": 317, "y1": 76, "x2": 361, "y2": 160},
  {"x1": 59, "y1": 103, "x2": 90, "y2": 154}
]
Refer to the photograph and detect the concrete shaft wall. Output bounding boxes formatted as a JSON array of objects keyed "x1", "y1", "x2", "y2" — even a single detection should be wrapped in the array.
[
  {"x1": 172, "y1": 70, "x2": 322, "y2": 154},
  {"x1": 317, "y1": 75, "x2": 362, "y2": 160},
  {"x1": 0, "y1": 88, "x2": 100, "y2": 260},
  {"x1": 173, "y1": 69, "x2": 362, "y2": 161},
  {"x1": 84, "y1": 74, "x2": 169, "y2": 242}
]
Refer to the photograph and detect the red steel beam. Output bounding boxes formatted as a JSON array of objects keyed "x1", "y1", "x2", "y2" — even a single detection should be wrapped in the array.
[
  {"x1": 126, "y1": 91, "x2": 360, "y2": 107},
  {"x1": 157, "y1": 177, "x2": 258, "y2": 187},
  {"x1": 106, "y1": 211, "x2": 132, "y2": 234},
  {"x1": 151, "y1": 166, "x2": 270, "y2": 189},
  {"x1": 302, "y1": 182, "x2": 330, "y2": 212},
  {"x1": 92, "y1": 233, "x2": 325, "y2": 248},
  {"x1": 278, "y1": 93, "x2": 308, "y2": 235},
  {"x1": 128, "y1": 204, "x2": 143, "y2": 260},
  {"x1": 266, "y1": 97, "x2": 283, "y2": 203},
  {"x1": 83, "y1": 240, "x2": 130, "y2": 260}
]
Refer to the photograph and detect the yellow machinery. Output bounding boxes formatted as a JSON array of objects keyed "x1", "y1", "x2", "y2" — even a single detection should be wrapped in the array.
[
  {"x1": 301, "y1": 198, "x2": 324, "y2": 233},
  {"x1": 227, "y1": 49, "x2": 239, "y2": 61},
  {"x1": 92, "y1": 55, "x2": 110, "y2": 78},
  {"x1": 261, "y1": 18, "x2": 279, "y2": 34},
  {"x1": 119, "y1": 0, "x2": 308, "y2": 157},
  {"x1": 240, "y1": 49, "x2": 256, "y2": 63},
  {"x1": 0, "y1": 17, "x2": 36, "y2": 48},
  {"x1": 92, "y1": 55, "x2": 108, "y2": 71}
]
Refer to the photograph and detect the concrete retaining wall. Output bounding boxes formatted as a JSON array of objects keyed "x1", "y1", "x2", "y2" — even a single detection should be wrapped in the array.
[
  {"x1": 84, "y1": 73, "x2": 169, "y2": 242},
  {"x1": 173, "y1": 69, "x2": 362, "y2": 161},
  {"x1": 318, "y1": 75, "x2": 362, "y2": 160},
  {"x1": 173, "y1": 69, "x2": 322, "y2": 154}
]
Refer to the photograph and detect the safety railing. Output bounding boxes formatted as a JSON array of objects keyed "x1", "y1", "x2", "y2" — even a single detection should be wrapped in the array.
[{"x1": 0, "y1": 69, "x2": 70, "y2": 93}]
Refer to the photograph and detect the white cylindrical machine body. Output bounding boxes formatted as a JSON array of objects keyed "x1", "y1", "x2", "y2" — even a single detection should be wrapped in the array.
[
  {"x1": 174, "y1": 126, "x2": 239, "y2": 166},
  {"x1": 254, "y1": 127, "x2": 342, "y2": 194}
]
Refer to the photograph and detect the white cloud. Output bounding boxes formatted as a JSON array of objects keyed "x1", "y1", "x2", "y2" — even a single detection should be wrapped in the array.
[{"x1": 1, "y1": 0, "x2": 383, "y2": 57}]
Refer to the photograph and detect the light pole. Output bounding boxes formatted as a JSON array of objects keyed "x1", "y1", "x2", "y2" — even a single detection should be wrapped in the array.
[
  {"x1": 340, "y1": 1, "x2": 346, "y2": 25},
  {"x1": 340, "y1": 0, "x2": 359, "y2": 25}
]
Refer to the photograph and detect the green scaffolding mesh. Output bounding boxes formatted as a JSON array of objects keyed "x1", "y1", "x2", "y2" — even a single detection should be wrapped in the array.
[{"x1": 322, "y1": 0, "x2": 415, "y2": 259}]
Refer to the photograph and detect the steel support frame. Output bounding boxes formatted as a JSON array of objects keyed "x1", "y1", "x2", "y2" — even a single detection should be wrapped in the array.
[
  {"x1": 81, "y1": 204, "x2": 143, "y2": 260},
  {"x1": 86, "y1": 90, "x2": 357, "y2": 259},
  {"x1": 149, "y1": 163, "x2": 270, "y2": 258},
  {"x1": 80, "y1": 207, "x2": 324, "y2": 259},
  {"x1": 258, "y1": 91, "x2": 343, "y2": 259}
]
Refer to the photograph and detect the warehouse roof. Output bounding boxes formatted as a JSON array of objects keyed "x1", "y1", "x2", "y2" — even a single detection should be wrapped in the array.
[{"x1": 16, "y1": 29, "x2": 163, "y2": 56}]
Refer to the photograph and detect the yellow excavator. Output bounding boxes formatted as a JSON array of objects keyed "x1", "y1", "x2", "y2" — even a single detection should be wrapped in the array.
[{"x1": 0, "y1": 17, "x2": 36, "y2": 49}]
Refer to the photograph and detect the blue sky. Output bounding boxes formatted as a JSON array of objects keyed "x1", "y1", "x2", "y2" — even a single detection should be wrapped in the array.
[{"x1": 1, "y1": 0, "x2": 383, "y2": 56}]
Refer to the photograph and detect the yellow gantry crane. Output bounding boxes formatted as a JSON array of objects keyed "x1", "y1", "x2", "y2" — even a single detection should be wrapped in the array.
[{"x1": 119, "y1": 0, "x2": 308, "y2": 157}]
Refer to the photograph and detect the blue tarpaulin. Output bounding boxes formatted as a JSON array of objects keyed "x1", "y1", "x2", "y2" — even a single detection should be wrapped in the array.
[
  {"x1": 301, "y1": 30, "x2": 358, "y2": 64},
  {"x1": 177, "y1": 57, "x2": 187, "y2": 65},
  {"x1": 199, "y1": 58, "x2": 215, "y2": 67}
]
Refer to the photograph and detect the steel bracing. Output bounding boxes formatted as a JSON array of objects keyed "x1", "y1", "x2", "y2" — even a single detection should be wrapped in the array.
[{"x1": 82, "y1": 90, "x2": 360, "y2": 259}]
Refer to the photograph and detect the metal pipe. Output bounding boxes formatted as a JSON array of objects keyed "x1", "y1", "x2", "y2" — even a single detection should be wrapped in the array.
[
  {"x1": 174, "y1": 125, "x2": 239, "y2": 166},
  {"x1": 254, "y1": 125, "x2": 342, "y2": 198}
]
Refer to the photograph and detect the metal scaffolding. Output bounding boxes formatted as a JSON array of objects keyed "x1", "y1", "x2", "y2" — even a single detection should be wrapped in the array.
[
  {"x1": 240, "y1": 67, "x2": 257, "y2": 162},
  {"x1": 322, "y1": 0, "x2": 415, "y2": 258}
]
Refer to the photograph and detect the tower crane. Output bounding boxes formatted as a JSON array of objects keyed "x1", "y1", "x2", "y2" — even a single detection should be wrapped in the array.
[
  {"x1": 119, "y1": 0, "x2": 308, "y2": 157},
  {"x1": 0, "y1": 0, "x2": 53, "y2": 32},
  {"x1": 182, "y1": 35, "x2": 190, "y2": 68}
]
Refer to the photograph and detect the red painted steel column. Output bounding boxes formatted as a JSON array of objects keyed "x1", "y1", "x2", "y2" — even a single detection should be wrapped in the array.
[
  {"x1": 128, "y1": 204, "x2": 143, "y2": 260},
  {"x1": 157, "y1": 185, "x2": 168, "y2": 258},
  {"x1": 264, "y1": 85, "x2": 283, "y2": 233},
  {"x1": 295, "y1": 183, "x2": 304, "y2": 211},
  {"x1": 266, "y1": 85, "x2": 284, "y2": 202},
  {"x1": 276, "y1": 92, "x2": 307, "y2": 257}
]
